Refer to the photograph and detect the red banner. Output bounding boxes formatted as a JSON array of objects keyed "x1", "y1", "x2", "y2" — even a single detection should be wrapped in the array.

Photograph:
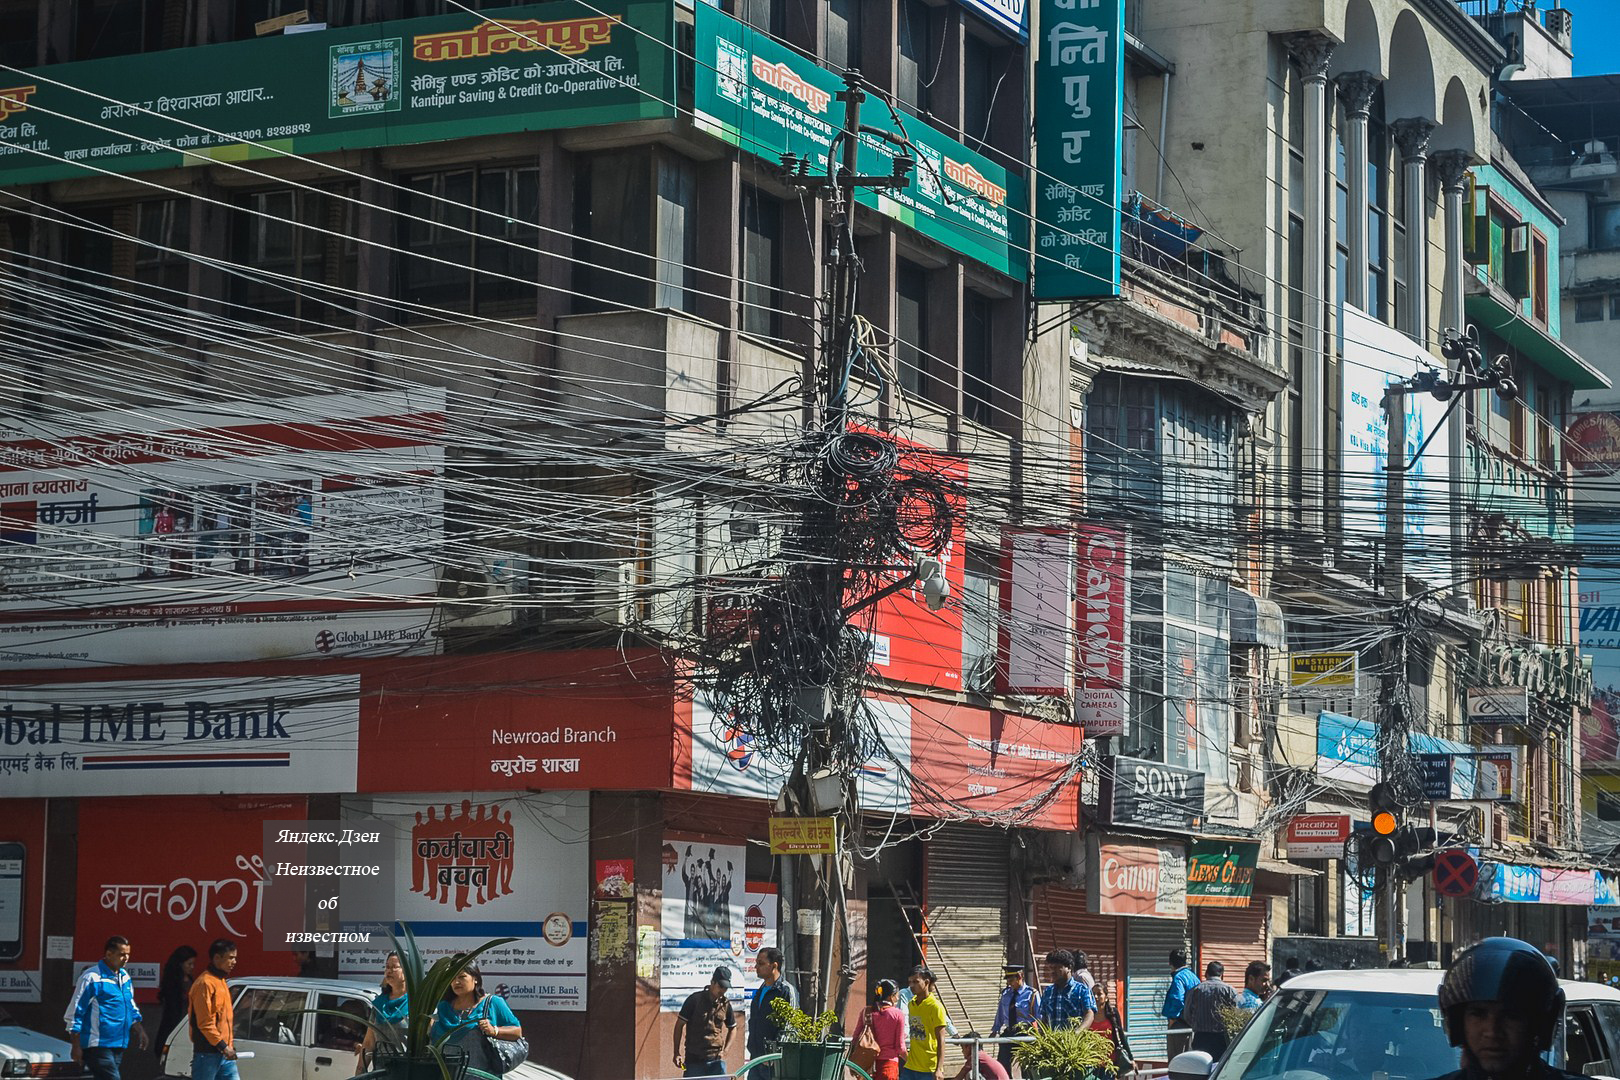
[
  {"x1": 1284, "y1": 814, "x2": 1351, "y2": 858},
  {"x1": 1075, "y1": 526, "x2": 1127, "y2": 736},
  {"x1": 356, "y1": 650, "x2": 678, "y2": 792},
  {"x1": 908, "y1": 700, "x2": 1081, "y2": 830},
  {"x1": 75, "y1": 796, "x2": 304, "y2": 998}
]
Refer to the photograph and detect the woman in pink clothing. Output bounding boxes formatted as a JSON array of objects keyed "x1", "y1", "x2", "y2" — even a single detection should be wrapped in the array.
[{"x1": 853, "y1": 979, "x2": 908, "y2": 1080}]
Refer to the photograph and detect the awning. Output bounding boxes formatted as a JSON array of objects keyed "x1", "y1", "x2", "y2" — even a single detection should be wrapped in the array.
[
  {"x1": 1464, "y1": 289, "x2": 1610, "y2": 391},
  {"x1": 1254, "y1": 858, "x2": 1321, "y2": 896},
  {"x1": 1258, "y1": 858, "x2": 1323, "y2": 877},
  {"x1": 1231, "y1": 586, "x2": 1285, "y2": 649}
]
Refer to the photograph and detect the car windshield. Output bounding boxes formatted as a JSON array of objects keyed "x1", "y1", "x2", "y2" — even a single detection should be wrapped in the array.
[{"x1": 1219, "y1": 988, "x2": 1459, "y2": 1080}]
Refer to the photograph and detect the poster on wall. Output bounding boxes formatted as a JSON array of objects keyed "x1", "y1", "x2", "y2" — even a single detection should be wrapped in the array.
[
  {"x1": 338, "y1": 792, "x2": 588, "y2": 1011},
  {"x1": 0, "y1": 801, "x2": 46, "y2": 1001},
  {"x1": 75, "y1": 796, "x2": 305, "y2": 998},
  {"x1": 0, "y1": 389, "x2": 444, "y2": 668},
  {"x1": 660, "y1": 838, "x2": 778, "y2": 1010}
]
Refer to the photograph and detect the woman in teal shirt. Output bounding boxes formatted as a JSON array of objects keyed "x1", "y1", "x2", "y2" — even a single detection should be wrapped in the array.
[
  {"x1": 358, "y1": 953, "x2": 409, "y2": 1074},
  {"x1": 432, "y1": 963, "x2": 523, "y2": 1076}
]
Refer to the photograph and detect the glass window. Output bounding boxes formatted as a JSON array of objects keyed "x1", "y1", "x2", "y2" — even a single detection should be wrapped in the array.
[
  {"x1": 0, "y1": 2, "x2": 37, "y2": 69},
  {"x1": 964, "y1": 292, "x2": 993, "y2": 424},
  {"x1": 1576, "y1": 296, "x2": 1605, "y2": 322},
  {"x1": 133, "y1": 199, "x2": 191, "y2": 301},
  {"x1": 476, "y1": 166, "x2": 541, "y2": 316},
  {"x1": 656, "y1": 158, "x2": 698, "y2": 314},
  {"x1": 312, "y1": 994, "x2": 369, "y2": 1053},
  {"x1": 826, "y1": 0, "x2": 862, "y2": 72},
  {"x1": 1532, "y1": 233, "x2": 1549, "y2": 325},
  {"x1": 740, "y1": 185, "x2": 782, "y2": 340},
  {"x1": 1595, "y1": 202, "x2": 1620, "y2": 252},
  {"x1": 896, "y1": 260, "x2": 928, "y2": 396},
  {"x1": 1287, "y1": 867, "x2": 1323, "y2": 935},
  {"x1": 897, "y1": 0, "x2": 935, "y2": 116},
  {"x1": 399, "y1": 169, "x2": 475, "y2": 316},
  {"x1": 961, "y1": 547, "x2": 996, "y2": 693},
  {"x1": 1612, "y1": 295, "x2": 1620, "y2": 321},
  {"x1": 964, "y1": 33, "x2": 995, "y2": 149},
  {"x1": 575, "y1": 150, "x2": 654, "y2": 313},
  {"x1": 1222, "y1": 990, "x2": 1457, "y2": 1080},
  {"x1": 400, "y1": 166, "x2": 539, "y2": 318},
  {"x1": 231, "y1": 187, "x2": 358, "y2": 327},
  {"x1": 234, "y1": 988, "x2": 307, "y2": 1046},
  {"x1": 77, "y1": 0, "x2": 164, "y2": 60}
]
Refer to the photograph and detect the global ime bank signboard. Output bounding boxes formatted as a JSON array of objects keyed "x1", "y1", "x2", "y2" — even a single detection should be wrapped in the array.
[{"x1": 0, "y1": 2, "x2": 674, "y2": 186}]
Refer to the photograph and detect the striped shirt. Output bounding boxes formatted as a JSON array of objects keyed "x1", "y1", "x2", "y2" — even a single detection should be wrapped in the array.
[{"x1": 1182, "y1": 978, "x2": 1239, "y2": 1034}]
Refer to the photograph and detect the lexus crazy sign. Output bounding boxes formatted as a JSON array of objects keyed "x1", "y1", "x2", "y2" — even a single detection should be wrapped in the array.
[{"x1": 1098, "y1": 754, "x2": 1205, "y2": 831}]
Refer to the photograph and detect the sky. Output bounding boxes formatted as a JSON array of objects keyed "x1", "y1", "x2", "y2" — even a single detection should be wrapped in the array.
[{"x1": 1558, "y1": 0, "x2": 1620, "y2": 75}]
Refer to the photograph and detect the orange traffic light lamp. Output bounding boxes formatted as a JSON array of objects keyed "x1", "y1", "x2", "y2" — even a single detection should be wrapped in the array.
[{"x1": 1372, "y1": 810, "x2": 1399, "y2": 835}]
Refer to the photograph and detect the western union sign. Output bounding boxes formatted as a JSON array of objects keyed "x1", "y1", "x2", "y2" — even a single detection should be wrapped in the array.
[{"x1": 1290, "y1": 651, "x2": 1358, "y2": 688}]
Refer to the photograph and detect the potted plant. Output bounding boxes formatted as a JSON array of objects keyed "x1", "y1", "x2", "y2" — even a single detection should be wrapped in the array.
[
  {"x1": 347, "y1": 923, "x2": 518, "y2": 1080},
  {"x1": 1011, "y1": 1023, "x2": 1119, "y2": 1080},
  {"x1": 767, "y1": 997, "x2": 847, "y2": 1080}
]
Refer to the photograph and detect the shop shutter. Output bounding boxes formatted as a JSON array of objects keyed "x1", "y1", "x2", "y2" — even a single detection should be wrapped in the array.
[
  {"x1": 1032, "y1": 883, "x2": 1121, "y2": 996},
  {"x1": 1126, "y1": 916, "x2": 1187, "y2": 1065},
  {"x1": 925, "y1": 824, "x2": 1010, "y2": 1035},
  {"x1": 1196, "y1": 902, "x2": 1269, "y2": 980}
]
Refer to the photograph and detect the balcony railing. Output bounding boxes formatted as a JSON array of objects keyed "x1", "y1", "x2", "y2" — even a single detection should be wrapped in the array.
[{"x1": 1120, "y1": 191, "x2": 1266, "y2": 353}]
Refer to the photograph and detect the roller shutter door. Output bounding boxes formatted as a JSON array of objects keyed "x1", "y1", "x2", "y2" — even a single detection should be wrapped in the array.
[
  {"x1": 925, "y1": 825, "x2": 1010, "y2": 1035},
  {"x1": 1126, "y1": 916, "x2": 1187, "y2": 1064},
  {"x1": 1196, "y1": 902, "x2": 1269, "y2": 981},
  {"x1": 1032, "y1": 883, "x2": 1121, "y2": 996}
]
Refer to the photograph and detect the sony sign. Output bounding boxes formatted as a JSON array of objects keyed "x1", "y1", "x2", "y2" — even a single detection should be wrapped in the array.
[{"x1": 1098, "y1": 753, "x2": 1205, "y2": 832}]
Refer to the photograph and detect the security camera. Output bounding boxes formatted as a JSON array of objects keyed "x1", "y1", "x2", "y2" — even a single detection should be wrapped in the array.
[{"x1": 917, "y1": 557, "x2": 949, "y2": 611}]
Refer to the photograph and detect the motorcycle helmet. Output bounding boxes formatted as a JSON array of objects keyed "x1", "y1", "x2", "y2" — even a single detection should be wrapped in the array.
[{"x1": 1437, "y1": 937, "x2": 1564, "y2": 1051}]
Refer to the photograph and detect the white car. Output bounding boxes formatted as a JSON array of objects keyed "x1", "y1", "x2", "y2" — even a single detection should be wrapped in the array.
[
  {"x1": 0, "y1": 1008, "x2": 87, "y2": 1080},
  {"x1": 157, "y1": 977, "x2": 570, "y2": 1080},
  {"x1": 1168, "y1": 968, "x2": 1620, "y2": 1080}
]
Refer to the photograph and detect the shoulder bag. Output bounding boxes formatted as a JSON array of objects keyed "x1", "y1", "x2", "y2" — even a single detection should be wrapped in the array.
[
  {"x1": 848, "y1": 1009, "x2": 881, "y2": 1075},
  {"x1": 479, "y1": 998, "x2": 530, "y2": 1075}
]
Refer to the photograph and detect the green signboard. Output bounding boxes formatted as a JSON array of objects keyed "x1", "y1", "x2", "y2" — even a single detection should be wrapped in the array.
[
  {"x1": 1186, "y1": 839, "x2": 1259, "y2": 908},
  {"x1": 0, "y1": 2, "x2": 673, "y2": 187},
  {"x1": 691, "y1": 3, "x2": 1026, "y2": 280},
  {"x1": 1033, "y1": 0, "x2": 1122, "y2": 299}
]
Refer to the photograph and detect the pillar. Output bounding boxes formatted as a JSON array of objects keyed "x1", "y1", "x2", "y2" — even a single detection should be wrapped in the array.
[
  {"x1": 1391, "y1": 117, "x2": 1436, "y2": 346},
  {"x1": 1336, "y1": 72, "x2": 1381, "y2": 311},
  {"x1": 1430, "y1": 149, "x2": 1472, "y2": 340},
  {"x1": 1287, "y1": 33, "x2": 1336, "y2": 530}
]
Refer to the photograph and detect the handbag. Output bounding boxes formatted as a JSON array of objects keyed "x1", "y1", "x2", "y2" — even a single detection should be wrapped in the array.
[
  {"x1": 478, "y1": 999, "x2": 530, "y2": 1075},
  {"x1": 848, "y1": 1010, "x2": 882, "y2": 1074}
]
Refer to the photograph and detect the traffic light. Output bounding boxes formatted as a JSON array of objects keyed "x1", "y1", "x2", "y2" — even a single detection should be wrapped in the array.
[{"x1": 1368, "y1": 782, "x2": 1403, "y2": 864}]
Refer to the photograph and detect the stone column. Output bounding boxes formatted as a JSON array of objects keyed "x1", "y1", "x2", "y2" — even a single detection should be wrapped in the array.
[
  {"x1": 1392, "y1": 117, "x2": 1436, "y2": 345},
  {"x1": 1336, "y1": 72, "x2": 1382, "y2": 311},
  {"x1": 1430, "y1": 149, "x2": 1473, "y2": 341},
  {"x1": 1288, "y1": 33, "x2": 1335, "y2": 530}
]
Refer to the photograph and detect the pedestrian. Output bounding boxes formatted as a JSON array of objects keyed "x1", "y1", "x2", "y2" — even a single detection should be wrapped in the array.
[
  {"x1": 432, "y1": 961, "x2": 524, "y2": 1076},
  {"x1": 188, "y1": 939, "x2": 239, "y2": 1080},
  {"x1": 1279, "y1": 957, "x2": 1301, "y2": 985},
  {"x1": 852, "y1": 979, "x2": 907, "y2": 1080},
  {"x1": 949, "y1": 1034, "x2": 1009, "y2": 1080},
  {"x1": 155, "y1": 946, "x2": 197, "y2": 1052},
  {"x1": 747, "y1": 947, "x2": 798, "y2": 1080},
  {"x1": 1070, "y1": 952, "x2": 1095, "y2": 991},
  {"x1": 1238, "y1": 961, "x2": 1271, "y2": 1010},
  {"x1": 989, "y1": 964, "x2": 1039, "y2": 1074},
  {"x1": 1038, "y1": 950, "x2": 1094, "y2": 1031},
  {"x1": 902, "y1": 966, "x2": 950, "y2": 1080},
  {"x1": 1090, "y1": 983, "x2": 1133, "y2": 1077},
  {"x1": 1182, "y1": 962, "x2": 1239, "y2": 1059},
  {"x1": 673, "y1": 966, "x2": 736, "y2": 1077},
  {"x1": 358, "y1": 951, "x2": 408, "y2": 1074},
  {"x1": 1160, "y1": 948, "x2": 1200, "y2": 1059},
  {"x1": 1432, "y1": 936, "x2": 1584, "y2": 1080},
  {"x1": 66, "y1": 936, "x2": 147, "y2": 1080}
]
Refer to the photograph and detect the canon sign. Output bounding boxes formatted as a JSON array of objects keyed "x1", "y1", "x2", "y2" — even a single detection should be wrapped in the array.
[
  {"x1": 1098, "y1": 753, "x2": 1205, "y2": 831},
  {"x1": 1076, "y1": 525, "x2": 1127, "y2": 736}
]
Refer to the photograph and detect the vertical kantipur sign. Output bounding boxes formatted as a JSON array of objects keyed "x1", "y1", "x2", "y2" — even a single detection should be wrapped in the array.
[{"x1": 1033, "y1": 0, "x2": 1123, "y2": 299}]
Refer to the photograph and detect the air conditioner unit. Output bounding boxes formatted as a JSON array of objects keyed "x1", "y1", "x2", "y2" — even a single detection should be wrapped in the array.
[
  {"x1": 440, "y1": 556, "x2": 528, "y2": 628},
  {"x1": 538, "y1": 558, "x2": 637, "y2": 626}
]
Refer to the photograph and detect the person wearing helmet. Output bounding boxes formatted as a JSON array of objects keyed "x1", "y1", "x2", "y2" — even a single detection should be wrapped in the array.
[{"x1": 1429, "y1": 937, "x2": 1583, "y2": 1080}]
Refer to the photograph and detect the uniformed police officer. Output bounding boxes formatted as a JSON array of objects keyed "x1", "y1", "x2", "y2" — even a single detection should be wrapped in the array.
[{"x1": 1429, "y1": 936, "x2": 1584, "y2": 1080}]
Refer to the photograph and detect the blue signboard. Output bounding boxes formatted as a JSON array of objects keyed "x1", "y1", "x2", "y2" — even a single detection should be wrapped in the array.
[
  {"x1": 954, "y1": 0, "x2": 1027, "y2": 41},
  {"x1": 1480, "y1": 862, "x2": 1542, "y2": 903},
  {"x1": 1033, "y1": 0, "x2": 1122, "y2": 299}
]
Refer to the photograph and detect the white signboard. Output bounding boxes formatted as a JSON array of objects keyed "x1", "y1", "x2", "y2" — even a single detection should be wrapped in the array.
[
  {"x1": 0, "y1": 675, "x2": 359, "y2": 795},
  {"x1": 338, "y1": 792, "x2": 588, "y2": 1012},
  {"x1": 0, "y1": 389, "x2": 445, "y2": 668},
  {"x1": 1468, "y1": 687, "x2": 1531, "y2": 727},
  {"x1": 660, "y1": 841, "x2": 779, "y2": 1011},
  {"x1": 1340, "y1": 304, "x2": 1453, "y2": 585},
  {"x1": 999, "y1": 528, "x2": 1074, "y2": 695}
]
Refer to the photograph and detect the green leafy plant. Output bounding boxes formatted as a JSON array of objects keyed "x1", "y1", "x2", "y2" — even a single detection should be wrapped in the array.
[
  {"x1": 767, "y1": 997, "x2": 842, "y2": 1044},
  {"x1": 1217, "y1": 1005, "x2": 1255, "y2": 1038},
  {"x1": 1011, "y1": 1023, "x2": 1117, "y2": 1080}
]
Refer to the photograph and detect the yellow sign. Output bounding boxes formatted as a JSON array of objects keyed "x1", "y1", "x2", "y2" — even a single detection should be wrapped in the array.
[
  {"x1": 769, "y1": 817, "x2": 837, "y2": 855},
  {"x1": 1290, "y1": 652, "x2": 1358, "y2": 688}
]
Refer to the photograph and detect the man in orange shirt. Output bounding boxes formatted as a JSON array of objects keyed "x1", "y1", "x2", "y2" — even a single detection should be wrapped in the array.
[{"x1": 188, "y1": 939, "x2": 239, "y2": 1080}]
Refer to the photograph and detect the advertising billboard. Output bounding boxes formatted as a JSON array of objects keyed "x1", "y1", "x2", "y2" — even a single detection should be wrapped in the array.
[
  {"x1": 1339, "y1": 303, "x2": 1453, "y2": 584},
  {"x1": 0, "y1": 800, "x2": 45, "y2": 1001},
  {"x1": 659, "y1": 839, "x2": 777, "y2": 1011},
  {"x1": 1089, "y1": 835, "x2": 1185, "y2": 919},
  {"x1": 0, "y1": 2, "x2": 674, "y2": 187},
  {"x1": 0, "y1": 389, "x2": 444, "y2": 668},
  {"x1": 1075, "y1": 525, "x2": 1127, "y2": 736}
]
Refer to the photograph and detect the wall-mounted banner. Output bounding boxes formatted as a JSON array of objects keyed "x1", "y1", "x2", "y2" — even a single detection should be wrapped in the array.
[
  {"x1": 1467, "y1": 687, "x2": 1530, "y2": 726},
  {"x1": 1075, "y1": 525, "x2": 1127, "y2": 736},
  {"x1": 1033, "y1": 0, "x2": 1123, "y2": 299},
  {"x1": 1098, "y1": 754, "x2": 1204, "y2": 831},
  {"x1": 338, "y1": 792, "x2": 588, "y2": 1011},
  {"x1": 1089, "y1": 835, "x2": 1185, "y2": 919},
  {"x1": 1289, "y1": 652, "x2": 1358, "y2": 688},
  {"x1": 660, "y1": 838, "x2": 772, "y2": 1011},
  {"x1": 692, "y1": 4, "x2": 1025, "y2": 279},
  {"x1": 1477, "y1": 861, "x2": 1541, "y2": 904},
  {"x1": 954, "y1": 0, "x2": 1028, "y2": 41},
  {"x1": 0, "y1": 2, "x2": 674, "y2": 186},
  {"x1": 767, "y1": 817, "x2": 835, "y2": 855},
  {"x1": 0, "y1": 676, "x2": 359, "y2": 796},
  {"x1": 1283, "y1": 814, "x2": 1351, "y2": 859},
  {"x1": 1186, "y1": 839, "x2": 1259, "y2": 908},
  {"x1": 998, "y1": 527, "x2": 1074, "y2": 696}
]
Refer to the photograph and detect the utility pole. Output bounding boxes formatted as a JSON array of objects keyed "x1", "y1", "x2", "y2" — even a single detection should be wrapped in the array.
[
  {"x1": 1378, "y1": 385, "x2": 1408, "y2": 964},
  {"x1": 778, "y1": 70, "x2": 912, "y2": 1019}
]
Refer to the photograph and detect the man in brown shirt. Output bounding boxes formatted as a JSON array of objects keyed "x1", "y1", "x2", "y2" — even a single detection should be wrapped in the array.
[{"x1": 674, "y1": 966, "x2": 736, "y2": 1077}]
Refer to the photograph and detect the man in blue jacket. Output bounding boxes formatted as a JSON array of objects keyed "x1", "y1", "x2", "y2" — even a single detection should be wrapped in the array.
[
  {"x1": 66, "y1": 936, "x2": 148, "y2": 1080},
  {"x1": 1160, "y1": 948, "x2": 1201, "y2": 1061}
]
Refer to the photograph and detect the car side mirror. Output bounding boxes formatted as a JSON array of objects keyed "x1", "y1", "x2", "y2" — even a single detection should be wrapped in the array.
[{"x1": 1168, "y1": 1050, "x2": 1215, "y2": 1080}]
